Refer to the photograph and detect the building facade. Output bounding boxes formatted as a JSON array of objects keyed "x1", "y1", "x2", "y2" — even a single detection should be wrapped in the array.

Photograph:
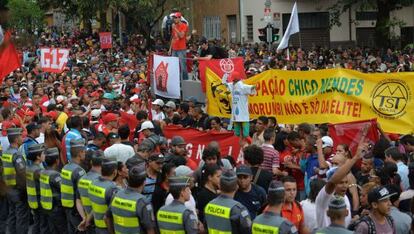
[{"x1": 191, "y1": 0, "x2": 414, "y2": 48}]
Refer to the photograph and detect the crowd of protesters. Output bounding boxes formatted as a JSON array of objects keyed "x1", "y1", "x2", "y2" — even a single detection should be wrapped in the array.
[{"x1": 1, "y1": 9, "x2": 414, "y2": 234}]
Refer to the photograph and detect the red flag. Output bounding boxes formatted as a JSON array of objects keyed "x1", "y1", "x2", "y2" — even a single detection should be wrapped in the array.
[
  {"x1": 328, "y1": 118, "x2": 380, "y2": 156},
  {"x1": 0, "y1": 31, "x2": 21, "y2": 82},
  {"x1": 199, "y1": 57, "x2": 246, "y2": 92}
]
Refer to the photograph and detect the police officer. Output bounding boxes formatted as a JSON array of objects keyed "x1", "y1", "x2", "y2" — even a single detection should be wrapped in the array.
[
  {"x1": 88, "y1": 159, "x2": 119, "y2": 234},
  {"x1": 205, "y1": 170, "x2": 252, "y2": 234},
  {"x1": 77, "y1": 151, "x2": 102, "y2": 233},
  {"x1": 314, "y1": 196, "x2": 353, "y2": 234},
  {"x1": 61, "y1": 138, "x2": 87, "y2": 234},
  {"x1": 1, "y1": 128, "x2": 29, "y2": 233},
  {"x1": 26, "y1": 143, "x2": 48, "y2": 234},
  {"x1": 40, "y1": 147, "x2": 67, "y2": 233},
  {"x1": 157, "y1": 176, "x2": 198, "y2": 234},
  {"x1": 108, "y1": 163, "x2": 156, "y2": 234},
  {"x1": 252, "y1": 181, "x2": 298, "y2": 234}
]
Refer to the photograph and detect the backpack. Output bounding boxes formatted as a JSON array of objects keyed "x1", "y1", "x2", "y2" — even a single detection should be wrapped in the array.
[{"x1": 348, "y1": 215, "x2": 394, "y2": 234}]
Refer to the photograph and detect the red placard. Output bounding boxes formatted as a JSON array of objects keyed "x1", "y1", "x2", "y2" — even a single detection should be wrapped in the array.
[
  {"x1": 163, "y1": 126, "x2": 241, "y2": 164},
  {"x1": 99, "y1": 32, "x2": 112, "y2": 49},
  {"x1": 40, "y1": 48, "x2": 69, "y2": 73}
]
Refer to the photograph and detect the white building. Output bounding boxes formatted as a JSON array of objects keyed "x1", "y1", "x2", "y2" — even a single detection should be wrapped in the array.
[{"x1": 240, "y1": 0, "x2": 414, "y2": 48}]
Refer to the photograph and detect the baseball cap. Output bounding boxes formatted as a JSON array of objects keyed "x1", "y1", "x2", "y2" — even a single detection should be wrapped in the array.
[
  {"x1": 26, "y1": 122, "x2": 41, "y2": 133},
  {"x1": 165, "y1": 101, "x2": 176, "y2": 109},
  {"x1": 220, "y1": 170, "x2": 237, "y2": 184},
  {"x1": 56, "y1": 95, "x2": 66, "y2": 104},
  {"x1": 169, "y1": 176, "x2": 191, "y2": 189},
  {"x1": 44, "y1": 147, "x2": 59, "y2": 158},
  {"x1": 6, "y1": 128, "x2": 22, "y2": 136},
  {"x1": 44, "y1": 111, "x2": 58, "y2": 120},
  {"x1": 91, "y1": 109, "x2": 102, "y2": 118},
  {"x1": 368, "y1": 186, "x2": 396, "y2": 204},
  {"x1": 171, "y1": 136, "x2": 186, "y2": 146},
  {"x1": 103, "y1": 93, "x2": 115, "y2": 100},
  {"x1": 148, "y1": 153, "x2": 165, "y2": 162},
  {"x1": 108, "y1": 132, "x2": 120, "y2": 139},
  {"x1": 137, "y1": 141, "x2": 154, "y2": 152},
  {"x1": 236, "y1": 165, "x2": 252, "y2": 176},
  {"x1": 70, "y1": 138, "x2": 86, "y2": 149},
  {"x1": 152, "y1": 99, "x2": 164, "y2": 107},
  {"x1": 328, "y1": 196, "x2": 347, "y2": 210},
  {"x1": 103, "y1": 113, "x2": 118, "y2": 124},
  {"x1": 175, "y1": 165, "x2": 193, "y2": 177},
  {"x1": 199, "y1": 37, "x2": 208, "y2": 45},
  {"x1": 322, "y1": 136, "x2": 334, "y2": 148},
  {"x1": 172, "y1": 12, "x2": 182, "y2": 18},
  {"x1": 138, "y1": 121, "x2": 154, "y2": 132},
  {"x1": 27, "y1": 144, "x2": 45, "y2": 154}
]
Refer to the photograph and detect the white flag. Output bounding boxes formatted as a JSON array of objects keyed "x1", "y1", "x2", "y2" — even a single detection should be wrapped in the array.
[
  {"x1": 277, "y1": 2, "x2": 299, "y2": 51},
  {"x1": 153, "y1": 55, "x2": 181, "y2": 99}
]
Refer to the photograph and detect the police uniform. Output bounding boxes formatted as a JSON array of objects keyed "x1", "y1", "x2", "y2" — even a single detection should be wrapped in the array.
[
  {"x1": 157, "y1": 176, "x2": 198, "y2": 234},
  {"x1": 108, "y1": 165, "x2": 156, "y2": 234},
  {"x1": 205, "y1": 171, "x2": 252, "y2": 234},
  {"x1": 314, "y1": 196, "x2": 353, "y2": 234},
  {"x1": 61, "y1": 139, "x2": 86, "y2": 234},
  {"x1": 252, "y1": 182, "x2": 298, "y2": 234},
  {"x1": 40, "y1": 147, "x2": 67, "y2": 233},
  {"x1": 89, "y1": 160, "x2": 119, "y2": 234},
  {"x1": 26, "y1": 143, "x2": 49, "y2": 234},
  {"x1": 1, "y1": 128, "x2": 30, "y2": 234},
  {"x1": 0, "y1": 145, "x2": 8, "y2": 234}
]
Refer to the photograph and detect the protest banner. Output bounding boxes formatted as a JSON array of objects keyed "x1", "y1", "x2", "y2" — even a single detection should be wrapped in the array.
[
  {"x1": 206, "y1": 68, "x2": 414, "y2": 134},
  {"x1": 153, "y1": 55, "x2": 181, "y2": 99},
  {"x1": 40, "y1": 48, "x2": 69, "y2": 73},
  {"x1": 329, "y1": 119, "x2": 379, "y2": 155},
  {"x1": 99, "y1": 32, "x2": 112, "y2": 49},
  {"x1": 0, "y1": 31, "x2": 20, "y2": 82},
  {"x1": 199, "y1": 57, "x2": 246, "y2": 92},
  {"x1": 163, "y1": 126, "x2": 241, "y2": 164}
]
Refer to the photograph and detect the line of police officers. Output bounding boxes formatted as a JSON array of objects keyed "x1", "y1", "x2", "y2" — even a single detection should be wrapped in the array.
[{"x1": 0, "y1": 127, "x2": 299, "y2": 234}]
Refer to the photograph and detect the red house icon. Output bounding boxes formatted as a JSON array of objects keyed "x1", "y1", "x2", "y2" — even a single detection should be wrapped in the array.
[{"x1": 155, "y1": 61, "x2": 169, "y2": 92}]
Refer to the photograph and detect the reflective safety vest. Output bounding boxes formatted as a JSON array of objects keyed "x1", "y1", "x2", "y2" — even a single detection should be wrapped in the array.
[
  {"x1": 40, "y1": 170, "x2": 60, "y2": 210},
  {"x1": 252, "y1": 212, "x2": 285, "y2": 234},
  {"x1": 89, "y1": 178, "x2": 116, "y2": 229},
  {"x1": 78, "y1": 171, "x2": 100, "y2": 214},
  {"x1": 26, "y1": 164, "x2": 41, "y2": 209},
  {"x1": 157, "y1": 202, "x2": 187, "y2": 234},
  {"x1": 205, "y1": 196, "x2": 239, "y2": 234},
  {"x1": 110, "y1": 189, "x2": 145, "y2": 234},
  {"x1": 1, "y1": 153, "x2": 16, "y2": 186},
  {"x1": 61, "y1": 162, "x2": 84, "y2": 208}
]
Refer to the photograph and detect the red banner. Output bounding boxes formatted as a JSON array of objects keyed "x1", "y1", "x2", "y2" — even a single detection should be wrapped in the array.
[
  {"x1": 328, "y1": 119, "x2": 379, "y2": 155},
  {"x1": 163, "y1": 126, "x2": 241, "y2": 164},
  {"x1": 40, "y1": 48, "x2": 69, "y2": 73},
  {"x1": 199, "y1": 57, "x2": 246, "y2": 92},
  {"x1": 99, "y1": 32, "x2": 112, "y2": 49}
]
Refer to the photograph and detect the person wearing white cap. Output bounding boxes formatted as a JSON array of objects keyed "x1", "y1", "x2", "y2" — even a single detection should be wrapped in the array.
[
  {"x1": 164, "y1": 100, "x2": 177, "y2": 121},
  {"x1": 138, "y1": 120, "x2": 155, "y2": 138},
  {"x1": 151, "y1": 99, "x2": 165, "y2": 121}
]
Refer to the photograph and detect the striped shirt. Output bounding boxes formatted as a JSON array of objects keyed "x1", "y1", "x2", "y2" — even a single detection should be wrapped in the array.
[{"x1": 261, "y1": 144, "x2": 280, "y2": 173}]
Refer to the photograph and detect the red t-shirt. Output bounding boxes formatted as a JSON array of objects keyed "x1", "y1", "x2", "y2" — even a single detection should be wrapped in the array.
[
  {"x1": 171, "y1": 23, "x2": 188, "y2": 51},
  {"x1": 279, "y1": 147, "x2": 305, "y2": 190},
  {"x1": 281, "y1": 201, "x2": 304, "y2": 231}
]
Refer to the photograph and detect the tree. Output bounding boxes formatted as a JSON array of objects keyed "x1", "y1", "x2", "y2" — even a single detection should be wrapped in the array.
[
  {"x1": 8, "y1": 0, "x2": 44, "y2": 32},
  {"x1": 328, "y1": 0, "x2": 414, "y2": 48},
  {"x1": 121, "y1": 0, "x2": 167, "y2": 48}
]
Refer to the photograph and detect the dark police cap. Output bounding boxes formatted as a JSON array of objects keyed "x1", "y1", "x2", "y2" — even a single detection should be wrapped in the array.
[{"x1": 27, "y1": 144, "x2": 45, "y2": 154}]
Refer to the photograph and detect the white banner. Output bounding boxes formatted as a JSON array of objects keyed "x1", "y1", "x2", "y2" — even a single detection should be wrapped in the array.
[
  {"x1": 40, "y1": 48, "x2": 69, "y2": 73},
  {"x1": 153, "y1": 55, "x2": 181, "y2": 99}
]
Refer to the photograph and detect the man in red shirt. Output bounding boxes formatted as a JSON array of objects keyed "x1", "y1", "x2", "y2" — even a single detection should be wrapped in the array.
[{"x1": 170, "y1": 12, "x2": 189, "y2": 80}]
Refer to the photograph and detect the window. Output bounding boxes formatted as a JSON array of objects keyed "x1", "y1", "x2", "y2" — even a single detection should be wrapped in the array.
[
  {"x1": 282, "y1": 12, "x2": 329, "y2": 31},
  {"x1": 356, "y1": 12, "x2": 377, "y2": 21},
  {"x1": 246, "y1": 15, "x2": 253, "y2": 41},
  {"x1": 203, "y1": 16, "x2": 221, "y2": 39}
]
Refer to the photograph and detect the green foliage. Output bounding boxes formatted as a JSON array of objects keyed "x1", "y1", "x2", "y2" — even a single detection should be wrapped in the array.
[{"x1": 7, "y1": 0, "x2": 44, "y2": 31}]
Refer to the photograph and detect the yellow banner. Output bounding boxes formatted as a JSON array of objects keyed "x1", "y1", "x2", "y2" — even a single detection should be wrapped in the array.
[{"x1": 206, "y1": 68, "x2": 414, "y2": 134}]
